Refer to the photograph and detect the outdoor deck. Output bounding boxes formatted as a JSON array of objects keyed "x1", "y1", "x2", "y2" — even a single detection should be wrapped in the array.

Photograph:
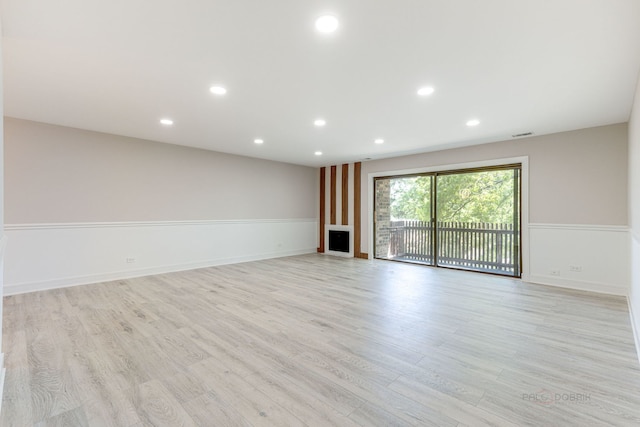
[{"x1": 382, "y1": 220, "x2": 519, "y2": 276}]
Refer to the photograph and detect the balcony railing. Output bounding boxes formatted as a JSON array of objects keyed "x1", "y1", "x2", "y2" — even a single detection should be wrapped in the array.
[{"x1": 384, "y1": 220, "x2": 518, "y2": 276}]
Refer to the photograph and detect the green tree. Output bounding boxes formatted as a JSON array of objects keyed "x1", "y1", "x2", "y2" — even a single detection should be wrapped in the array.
[
  {"x1": 390, "y1": 176, "x2": 431, "y2": 221},
  {"x1": 390, "y1": 170, "x2": 516, "y2": 224}
]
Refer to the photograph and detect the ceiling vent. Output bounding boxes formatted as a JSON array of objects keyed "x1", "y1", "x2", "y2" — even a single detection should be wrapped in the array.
[{"x1": 512, "y1": 132, "x2": 534, "y2": 138}]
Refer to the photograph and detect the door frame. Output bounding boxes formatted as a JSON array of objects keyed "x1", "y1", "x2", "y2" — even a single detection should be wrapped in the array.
[{"x1": 367, "y1": 156, "x2": 530, "y2": 282}]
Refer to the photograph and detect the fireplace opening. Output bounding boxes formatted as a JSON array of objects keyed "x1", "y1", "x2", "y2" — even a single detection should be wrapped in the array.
[{"x1": 329, "y1": 230, "x2": 350, "y2": 253}]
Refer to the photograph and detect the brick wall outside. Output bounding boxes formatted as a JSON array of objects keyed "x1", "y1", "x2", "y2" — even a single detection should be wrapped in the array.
[{"x1": 375, "y1": 179, "x2": 390, "y2": 258}]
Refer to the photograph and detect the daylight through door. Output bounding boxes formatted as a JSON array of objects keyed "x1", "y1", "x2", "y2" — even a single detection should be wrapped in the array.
[{"x1": 374, "y1": 165, "x2": 521, "y2": 277}]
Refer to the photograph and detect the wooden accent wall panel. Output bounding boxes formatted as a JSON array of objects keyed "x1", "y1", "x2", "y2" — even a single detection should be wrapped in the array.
[
  {"x1": 318, "y1": 167, "x2": 326, "y2": 252},
  {"x1": 342, "y1": 164, "x2": 349, "y2": 225},
  {"x1": 354, "y1": 162, "x2": 362, "y2": 258},
  {"x1": 330, "y1": 166, "x2": 337, "y2": 225}
]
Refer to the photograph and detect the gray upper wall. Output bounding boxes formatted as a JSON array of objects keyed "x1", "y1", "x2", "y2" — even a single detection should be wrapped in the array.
[
  {"x1": 4, "y1": 118, "x2": 318, "y2": 223},
  {"x1": 6, "y1": 117, "x2": 629, "y2": 230},
  {"x1": 361, "y1": 123, "x2": 628, "y2": 230}
]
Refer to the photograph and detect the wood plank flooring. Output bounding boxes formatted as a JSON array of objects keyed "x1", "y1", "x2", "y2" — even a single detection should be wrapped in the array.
[{"x1": 2, "y1": 254, "x2": 640, "y2": 426}]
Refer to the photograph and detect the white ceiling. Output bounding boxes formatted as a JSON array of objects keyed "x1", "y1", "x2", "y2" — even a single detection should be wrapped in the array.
[{"x1": 2, "y1": 1, "x2": 640, "y2": 167}]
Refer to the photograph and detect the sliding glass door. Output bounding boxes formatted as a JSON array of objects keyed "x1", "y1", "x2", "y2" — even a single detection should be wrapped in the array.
[{"x1": 374, "y1": 165, "x2": 521, "y2": 277}]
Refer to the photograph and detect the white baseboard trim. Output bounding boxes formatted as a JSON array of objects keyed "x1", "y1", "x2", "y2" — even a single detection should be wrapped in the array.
[
  {"x1": 527, "y1": 274, "x2": 628, "y2": 296},
  {"x1": 629, "y1": 299, "x2": 640, "y2": 366},
  {"x1": 3, "y1": 248, "x2": 316, "y2": 296}
]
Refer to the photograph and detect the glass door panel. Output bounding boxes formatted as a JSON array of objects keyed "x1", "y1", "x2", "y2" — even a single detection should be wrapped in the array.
[
  {"x1": 374, "y1": 175, "x2": 434, "y2": 265},
  {"x1": 436, "y1": 168, "x2": 519, "y2": 276}
]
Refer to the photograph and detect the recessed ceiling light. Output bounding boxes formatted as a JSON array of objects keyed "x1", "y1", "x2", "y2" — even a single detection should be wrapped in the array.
[
  {"x1": 374, "y1": 139, "x2": 384, "y2": 144},
  {"x1": 160, "y1": 119, "x2": 174, "y2": 126},
  {"x1": 417, "y1": 86, "x2": 434, "y2": 96},
  {"x1": 466, "y1": 119, "x2": 480, "y2": 127},
  {"x1": 210, "y1": 86, "x2": 227, "y2": 95},
  {"x1": 254, "y1": 139, "x2": 264, "y2": 144},
  {"x1": 314, "y1": 151, "x2": 323, "y2": 156},
  {"x1": 314, "y1": 119, "x2": 326, "y2": 127},
  {"x1": 315, "y1": 15, "x2": 339, "y2": 33}
]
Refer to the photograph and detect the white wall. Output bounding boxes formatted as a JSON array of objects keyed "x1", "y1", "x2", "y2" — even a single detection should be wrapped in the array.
[
  {"x1": 4, "y1": 219, "x2": 316, "y2": 295},
  {"x1": 529, "y1": 224, "x2": 629, "y2": 295},
  {"x1": 359, "y1": 124, "x2": 630, "y2": 295},
  {"x1": 4, "y1": 119, "x2": 318, "y2": 294},
  {"x1": 629, "y1": 72, "x2": 640, "y2": 361},
  {"x1": 0, "y1": 11, "x2": 6, "y2": 404}
]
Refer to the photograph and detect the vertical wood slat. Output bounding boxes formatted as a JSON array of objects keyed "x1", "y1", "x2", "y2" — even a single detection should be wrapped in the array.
[
  {"x1": 457, "y1": 222, "x2": 461, "y2": 265},
  {"x1": 421, "y1": 220, "x2": 425, "y2": 259},
  {"x1": 497, "y1": 224, "x2": 502, "y2": 267},
  {"x1": 481, "y1": 223, "x2": 485, "y2": 266},
  {"x1": 342, "y1": 164, "x2": 349, "y2": 225},
  {"x1": 354, "y1": 162, "x2": 364, "y2": 258},
  {"x1": 330, "y1": 166, "x2": 337, "y2": 225},
  {"x1": 318, "y1": 167, "x2": 326, "y2": 253}
]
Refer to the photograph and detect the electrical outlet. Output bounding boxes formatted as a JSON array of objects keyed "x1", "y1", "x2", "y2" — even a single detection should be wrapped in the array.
[
  {"x1": 569, "y1": 265, "x2": 582, "y2": 272},
  {"x1": 126, "y1": 257, "x2": 136, "y2": 264},
  {"x1": 550, "y1": 269, "x2": 561, "y2": 276}
]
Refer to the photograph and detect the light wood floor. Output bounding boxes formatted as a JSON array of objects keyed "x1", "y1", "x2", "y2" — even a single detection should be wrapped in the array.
[{"x1": 2, "y1": 254, "x2": 640, "y2": 426}]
